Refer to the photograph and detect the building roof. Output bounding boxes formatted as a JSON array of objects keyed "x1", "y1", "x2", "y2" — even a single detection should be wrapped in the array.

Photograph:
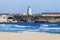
[{"x1": 42, "y1": 12, "x2": 60, "y2": 14}]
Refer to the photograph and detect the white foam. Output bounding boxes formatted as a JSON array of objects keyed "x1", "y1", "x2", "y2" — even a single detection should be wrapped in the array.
[
  {"x1": 41, "y1": 24, "x2": 49, "y2": 27},
  {"x1": 42, "y1": 28, "x2": 60, "y2": 30},
  {"x1": 0, "y1": 24, "x2": 31, "y2": 28},
  {"x1": 14, "y1": 25, "x2": 31, "y2": 27}
]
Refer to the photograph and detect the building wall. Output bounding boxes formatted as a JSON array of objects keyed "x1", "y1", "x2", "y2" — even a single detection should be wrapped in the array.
[
  {"x1": 0, "y1": 15, "x2": 8, "y2": 22},
  {"x1": 42, "y1": 13, "x2": 60, "y2": 16}
]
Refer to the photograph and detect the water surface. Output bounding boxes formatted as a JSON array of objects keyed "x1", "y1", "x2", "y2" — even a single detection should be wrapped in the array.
[{"x1": 0, "y1": 22, "x2": 60, "y2": 34}]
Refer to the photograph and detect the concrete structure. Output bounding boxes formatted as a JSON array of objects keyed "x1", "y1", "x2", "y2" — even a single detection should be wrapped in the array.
[
  {"x1": 0, "y1": 15, "x2": 8, "y2": 22},
  {"x1": 42, "y1": 12, "x2": 60, "y2": 16},
  {"x1": 0, "y1": 13, "x2": 17, "y2": 22},
  {"x1": 41, "y1": 12, "x2": 60, "y2": 22},
  {"x1": 7, "y1": 14, "x2": 18, "y2": 22},
  {"x1": 27, "y1": 6, "x2": 32, "y2": 15}
]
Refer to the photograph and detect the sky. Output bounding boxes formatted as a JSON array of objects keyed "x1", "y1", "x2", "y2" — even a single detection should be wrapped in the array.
[{"x1": 0, "y1": 0, "x2": 60, "y2": 14}]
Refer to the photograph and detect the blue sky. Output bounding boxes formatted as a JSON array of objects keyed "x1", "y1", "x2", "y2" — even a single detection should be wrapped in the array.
[{"x1": 0, "y1": 0, "x2": 60, "y2": 14}]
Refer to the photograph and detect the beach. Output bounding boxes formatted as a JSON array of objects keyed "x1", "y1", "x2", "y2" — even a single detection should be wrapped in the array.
[{"x1": 0, "y1": 32, "x2": 60, "y2": 40}]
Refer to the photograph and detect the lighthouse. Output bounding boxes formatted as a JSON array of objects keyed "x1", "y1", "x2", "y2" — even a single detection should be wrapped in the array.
[{"x1": 27, "y1": 6, "x2": 32, "y2": 15}]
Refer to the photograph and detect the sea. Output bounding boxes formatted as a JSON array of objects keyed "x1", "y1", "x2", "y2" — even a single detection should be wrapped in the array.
[{"x1": 0, "y1": 22, "x2": 60, "y2": 34}]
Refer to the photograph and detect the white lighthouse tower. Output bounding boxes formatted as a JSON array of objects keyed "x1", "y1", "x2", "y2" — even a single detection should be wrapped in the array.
[{"x1": 27, "y1": 6, "x2": 32, "y2": 15}]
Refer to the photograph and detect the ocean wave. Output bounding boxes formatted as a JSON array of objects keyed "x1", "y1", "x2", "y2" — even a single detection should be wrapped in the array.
[{"x1": 0, "y1": 23, "x2": 60, "y2": 34}]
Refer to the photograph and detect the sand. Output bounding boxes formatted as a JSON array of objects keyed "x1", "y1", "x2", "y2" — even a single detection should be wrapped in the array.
[{"x1": 0, "y1": 32, "x2": 60, "y2": 40}]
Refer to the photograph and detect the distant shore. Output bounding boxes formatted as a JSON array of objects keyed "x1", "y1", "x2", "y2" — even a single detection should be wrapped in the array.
[
  {"x1": 0, "y1": 13, "x2": 60, "y2": 23},
  {"x1": 0, "y1": 22, "x2": 59, "y2": 24}
]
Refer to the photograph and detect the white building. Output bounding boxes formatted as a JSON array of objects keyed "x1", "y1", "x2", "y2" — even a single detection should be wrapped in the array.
[{"x1": 27, "y1": 6, "x2": 32, "y2": 15}]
